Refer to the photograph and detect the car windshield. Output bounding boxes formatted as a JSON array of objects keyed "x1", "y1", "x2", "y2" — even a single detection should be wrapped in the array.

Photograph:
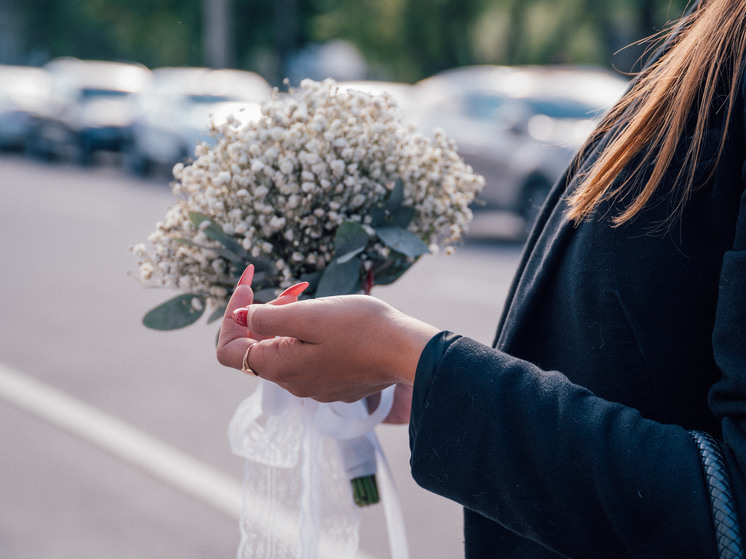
[
  {"x1": 523, "y1": 97, "x2": 599, "y2": 119},
  {"x1": 463, "y1": 94, "x2": 509, "y2": 119},
  {"x1": 463, "y1": 92, "x2": 602, "y2": 121},
  {"x1": 80, "y1": 88, "x2": 131, "y2": 99},
  {"x1": 189, "y1": 94, "x2": 234, "y2": 104}
]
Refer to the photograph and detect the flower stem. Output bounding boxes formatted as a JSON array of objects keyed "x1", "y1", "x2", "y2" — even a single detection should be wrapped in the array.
[{"x1": 351, "y1": 474, "x2": 380, "y2": 506}]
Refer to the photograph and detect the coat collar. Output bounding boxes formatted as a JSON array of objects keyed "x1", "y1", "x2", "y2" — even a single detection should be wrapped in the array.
[
  {"x1": 492, "y1": 3, "x2": 699, "y2": 351},
  {"x1": 492, "y1": 165, "x2": 579, "y2": 351}
]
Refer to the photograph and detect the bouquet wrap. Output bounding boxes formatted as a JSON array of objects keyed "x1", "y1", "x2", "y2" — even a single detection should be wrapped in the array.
[{"x1": 229, "y1": 381, "x2": 406, "y2": 559}]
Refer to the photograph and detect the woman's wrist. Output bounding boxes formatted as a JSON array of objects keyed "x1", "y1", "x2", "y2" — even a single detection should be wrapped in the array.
[{"x1": 389, "y1": 314, "x2": 440, "y2": 386}]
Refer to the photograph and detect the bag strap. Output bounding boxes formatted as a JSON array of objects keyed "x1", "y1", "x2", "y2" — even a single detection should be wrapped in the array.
[{"x1": 690, "y1": 430, "x2": 745, "y2": 559}]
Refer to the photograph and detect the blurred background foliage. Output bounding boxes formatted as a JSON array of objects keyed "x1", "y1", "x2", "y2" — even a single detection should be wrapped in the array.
[{"x1": 3, "y1": 0, "x2": 691, "y2": 83}]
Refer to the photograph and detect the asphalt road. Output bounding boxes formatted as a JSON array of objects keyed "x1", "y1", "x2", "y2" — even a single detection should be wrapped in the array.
[{"x1": 0, "y1": 153, "x2": 523, "y2": 559}]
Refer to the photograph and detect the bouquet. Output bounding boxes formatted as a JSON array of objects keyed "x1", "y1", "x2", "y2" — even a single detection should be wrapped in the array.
[
  {"x1": 132, "y1": 78, "x2": 483, "y2": 557},
  {"x1": 132, "y1": 78, "x2": 483, "y2": 326}
]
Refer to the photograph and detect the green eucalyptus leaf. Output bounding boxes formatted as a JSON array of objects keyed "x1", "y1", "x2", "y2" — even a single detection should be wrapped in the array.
[
  {"x1": 175, "y1": 237, "x2": 245, "y2": 265},
  {"x1": 143, "y1": 294, "x2": 206, "y2": 330},
  {"x1": 369, "y1": 205, "x2": 386, "y2": 227},
  {"x1": 315, "y1": 256, "x2": 362, "y2": 297},
  {"x1": 384, "y1": 178, "x2": 404, "y2": 213},
  {"x1": 204, "y1": 229, "x2": 248, "y2": 259},
  {"x1": 246, "y1": 270, "x2": 274, "y2": 290},
  {"x1": 253, "y1": 288, "x2": 279, "y2": 304},
  {"x1": 376, "y1": 226, "x2": 429, "y2": 258},
  {"x1": 390, "y1": 206, "x2": 415, "y2": 228},
  {"x1": 337, "y1": 246, "x2": 365, "y2": 264},
  {"x1": 252, "y1": 258, "x2": 274, "y2": 274},
  {"x1": 300, "y1": 272, "x2": 322, "y2": 293},
  {"x1": 373, "y1": 258, "x2": 414, "y2": 285},
  {"x1": 188, "y1": 212, "x2": 248, "y2": 259},
  {"x1": 207, "y1": 305, "x2": 226, "y2": 324},
  {"x1": 335, "y1": 221, "x2": 370, "y2": 257}
]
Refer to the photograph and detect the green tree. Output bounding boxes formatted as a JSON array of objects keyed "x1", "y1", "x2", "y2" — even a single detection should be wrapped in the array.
[
  {"x1": 13, "y1": 0, "x2": 203, "y2": 67},
  {"x1": 8, "y1": 0, "x2": 694, "y2": 81}
]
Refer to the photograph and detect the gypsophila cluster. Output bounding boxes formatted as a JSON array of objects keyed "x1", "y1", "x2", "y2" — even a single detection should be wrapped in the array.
[{"x1": 132, "y1": 78, "x2": 484, "y2": 309}]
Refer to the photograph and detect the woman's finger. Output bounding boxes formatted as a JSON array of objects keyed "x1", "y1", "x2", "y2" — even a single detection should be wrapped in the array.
[
  {"x1": 231, "y1": 281, "x2": 310, "y2": 341},
  {"x1": 248, "y1": 334, "x2": 392, "y2": 401},
  {"x1": 245, "y1": 294, "x2": 374, "y2": 342},
  {"x1": 216, "y1": 264, "x2": 256, "y2": 369},
  {"x1": 216, "y1": 335, "x2": 254, "y2": 372},
  {"x1": 219, "y1": 284, "x2": 255, "y2": 340},
  {"x1": 244, "y1": 335, "x2": 308, "y2": 383}
]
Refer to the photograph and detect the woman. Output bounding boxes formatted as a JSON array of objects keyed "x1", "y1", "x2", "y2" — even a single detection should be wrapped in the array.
[{"x1": 217, "y1": 0, "x2": 746, "y2": 556}]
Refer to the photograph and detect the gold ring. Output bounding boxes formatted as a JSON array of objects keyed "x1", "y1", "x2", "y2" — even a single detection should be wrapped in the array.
[{"x1": 241, "y1": 344, "x2": 259, "y2": 376}]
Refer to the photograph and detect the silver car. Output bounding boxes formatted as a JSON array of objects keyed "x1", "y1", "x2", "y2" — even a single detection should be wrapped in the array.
[
  {"x1": 0, "y1": 65, "x2": 51, "y2": 151},
  {"x1": 124, "y1": 67, "x2": 270, "y2": 175},
  {"x1": 412, "y1": 65, "x2": 629, "y2": 227},
  {"x1": 333, "y1": 80, "x2": 419, "y2": 119},
  {"x1": 28, "y1": 57, "x2": 151, "y2": 164}
]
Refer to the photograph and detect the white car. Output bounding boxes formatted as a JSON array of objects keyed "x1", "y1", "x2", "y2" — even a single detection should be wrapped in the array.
[
  {"x1": 332, "y1": 80, "x2": 419, "y2": 121},
  {"x1": 124, "y1": 67, "x2": 270, "y2": 175},
  {"x1": 28, "y1": 57, "x2": 151, "y2": 164},
  {"x1": 412, "y1": 65, "x2": 629, "y2": 227},
  {"x1": 0, "y1": 65, "x2": 51, "y2": 151}
]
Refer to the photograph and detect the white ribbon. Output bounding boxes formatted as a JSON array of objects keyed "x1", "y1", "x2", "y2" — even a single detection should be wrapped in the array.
[{"x1": 229, "y1": 380, "x2": 410, "y2": 559}]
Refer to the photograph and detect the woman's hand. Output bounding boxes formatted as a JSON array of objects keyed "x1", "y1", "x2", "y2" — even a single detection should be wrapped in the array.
[
  {"x1": 216, "y1": 266, "x2": 309, "y2": 370},
  {"x1": 216, "y1": 274, "x2": 439, "y2": 406},
  {"x1": 368, "y1": 384, "x2": 415, "y2": 425}
]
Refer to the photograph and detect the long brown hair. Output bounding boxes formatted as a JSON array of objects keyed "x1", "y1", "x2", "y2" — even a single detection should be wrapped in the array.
[{"x1": 566, "y1": 0, "x2": 746, "y2": 227}]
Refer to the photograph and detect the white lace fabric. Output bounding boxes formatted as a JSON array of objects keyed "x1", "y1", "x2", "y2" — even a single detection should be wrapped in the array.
[{"x1": 229, "y1": 380, "x2": 409, "y2": 559}]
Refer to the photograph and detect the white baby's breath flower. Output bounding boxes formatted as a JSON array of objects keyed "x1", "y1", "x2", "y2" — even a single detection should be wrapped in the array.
[
  {"x1": 139, "y1": 262, "x2": 155, "y2": 281},
  {"x1": 330, "y1": 160, "x2": 345, "y2": 177},
  {"x1": 132, "y1": 243, "x2": 146, "y2": 258},
  {"x1": 269, "y1": 216, "x2": 287, "y2": 230},
  {"x1": 133, "y1": 78, "x2": 483, "y2": 310},
  {"x1": 351, "y1": 194, "x2": 366, "y2": 208},
  {"x1": 280, "y1": 160, "x2": 294, "y2": 175}
]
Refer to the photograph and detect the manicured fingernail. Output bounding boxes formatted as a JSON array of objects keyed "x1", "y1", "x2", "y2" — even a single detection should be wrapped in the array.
[
  {"x1": 279, "y1": 281, "x2": 310, "y2": 298},
  {"x1": 232, "y1": 308, "x2": 249, "y2": 327},
  {"x1": 237, "y1": 264, "x2": 254, "y2": 287}
]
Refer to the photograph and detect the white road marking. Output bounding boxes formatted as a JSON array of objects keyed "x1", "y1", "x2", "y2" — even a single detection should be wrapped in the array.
[
  {"x1": 0, "y1": 362, "x2": 244, "y2": 517},
  {"x1": 0, "y1": 363, "x2": 379, "y2": 559}
]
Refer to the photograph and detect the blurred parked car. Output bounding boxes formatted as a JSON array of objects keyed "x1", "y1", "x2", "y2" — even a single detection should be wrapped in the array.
[
  {"x1": 124, "y1": 67, "x2": 270, "y2": 175},
  {"x1": 334, "y1": 80, "x2": 418, "y2": 120},
  {"x1": 0, "y1": 65, "x2": 51, "y2": 151},
  {"x1": 412, "y1": 65, "x2": 629, "y2": 226},
  {"x1": 27, "y1": 57, "x2": 151, "y2": 164}
]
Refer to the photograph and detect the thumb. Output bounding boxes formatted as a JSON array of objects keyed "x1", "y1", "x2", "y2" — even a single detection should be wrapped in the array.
[{"x1": 245, "y1": 298, "x2": 327, "y2": 342}]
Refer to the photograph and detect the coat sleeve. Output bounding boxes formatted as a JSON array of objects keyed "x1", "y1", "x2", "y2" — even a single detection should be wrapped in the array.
[{"x1": 409, "y1": 332, "x2": 720, "y2": 558}]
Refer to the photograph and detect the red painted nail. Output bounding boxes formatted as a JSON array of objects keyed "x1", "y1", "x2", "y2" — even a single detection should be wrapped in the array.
[
  {"x1": 232, "y1": 308, "x2": 249, "y2": 327},
  {"x1": 279, "y1": 281, "x2": 310, "y2": 298},
  {"x1": 363, "y1": 268, "x2": 374, "y2": 295},
  {"x1": 237, "y1": 264, "x2": 254, "y2": 287}
]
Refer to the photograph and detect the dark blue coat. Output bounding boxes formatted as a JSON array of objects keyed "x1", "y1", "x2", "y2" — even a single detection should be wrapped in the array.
[{"x1": 408, "y1": 23, "x2": 746, "y2": 559}]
